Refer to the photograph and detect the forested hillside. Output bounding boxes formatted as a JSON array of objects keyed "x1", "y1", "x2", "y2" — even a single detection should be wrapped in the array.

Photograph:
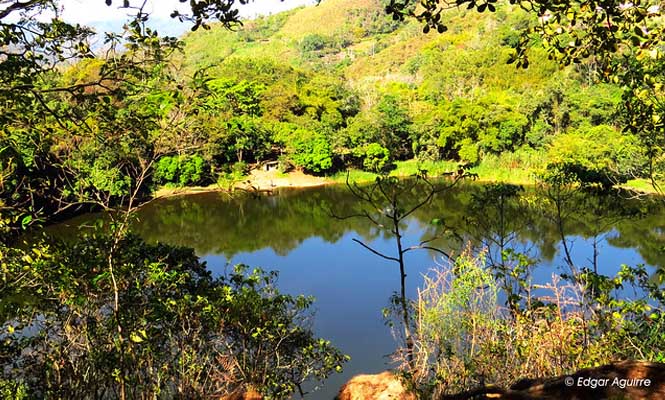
[
  {"x1": 1, "y1": 0, "x2": 650, "y2": 232},
  {"x1": 172, "y1": 0, "x2": 638, "y2": 186}
]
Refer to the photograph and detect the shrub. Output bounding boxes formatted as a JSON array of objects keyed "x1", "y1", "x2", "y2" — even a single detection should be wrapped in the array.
[
  {"x1": 399, "y1": 249, "x2": 615, "y2": 398},
  {"x1": 178, "y1": 155, "x2": 207, "y2": 186},
  {"x1": 362, "y1": 143, "x2": 390, "y2": 172},
  {"x1": 404, "y1": 249, "x2": 502, "y2": 396},
  {"x1": 231, "y1": 160, "x2": 249, "y2": 175},
  {"x1": 546, "y1": 125, "x2": 646, "y2": 188},
  {"x1": 300, "y1": 34, "x2": 332, "y2": 53},
  {"x1": 278, "y1": 155, "x2": 293, "y2": 173},
  {"x1": 284, "y1": 128, "x2": 333, "y2": 173},
  {"x1": 0, "y1": 231, "x2": 347, "y2": 399},
  {"x1": 458, "y1": 138, "x2": 480, "y2": 164},
  {"x1": 217, "y1": 161, "x2": 249, "y2": 190},
  {"x1": 153, "y1": 155, "x2": 211, "y2": 187},
  {"x1": 154, "y1": 156, "x2": 179, "y2": 183}
]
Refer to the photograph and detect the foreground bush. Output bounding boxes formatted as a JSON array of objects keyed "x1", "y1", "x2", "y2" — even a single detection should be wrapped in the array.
[
  {"x1": 398, "y1": 249, "x2": 664, "y2": 398},
  {"x1": 0, "y1": 230, "x2": 346, "y2": 399}
]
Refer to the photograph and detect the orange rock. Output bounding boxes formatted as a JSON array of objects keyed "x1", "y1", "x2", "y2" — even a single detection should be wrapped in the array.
[
  {"x1": 337, "y1": 371, "x2": 416, "y2": 400},
  {"x1": 220, "y1": 388, "x2": 262, "y2": 400}
]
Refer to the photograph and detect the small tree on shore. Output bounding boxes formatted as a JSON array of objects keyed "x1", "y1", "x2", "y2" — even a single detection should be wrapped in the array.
[{"x1": 333, "y1": 170, "x2": 464, "y2": 370}]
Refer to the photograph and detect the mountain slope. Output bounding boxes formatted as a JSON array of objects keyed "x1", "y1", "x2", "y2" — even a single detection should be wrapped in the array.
[{"x1": 176, "y1": 0, "x2": 629, "y2": 183}]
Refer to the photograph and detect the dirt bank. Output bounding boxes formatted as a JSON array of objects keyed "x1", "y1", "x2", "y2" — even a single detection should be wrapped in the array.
[{"x1": 153, "y1": 169, "x2": 332, "y2": 198}]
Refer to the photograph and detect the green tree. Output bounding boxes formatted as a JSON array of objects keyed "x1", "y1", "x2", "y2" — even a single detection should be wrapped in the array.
[
  {"x1": 436, "y1": 99, "x2": 484, "y2": 162},
  {"x1": 274, "y1": 125, "x2": 334, "y2": 173},
  {"x1": 225, "y1": 116, "x2": 272, "y2": 163},
  {"x1": 300, "y1": 33, "x2": 333, "y2": 52},
  {"x1": 0, "y1": 230, "x2": 347, "y2": 399},
  {"x1": 154, "y1": 155, "x2": 211, "y2": 186},
  {"x1": 377, "y1": 93, "x2": 414, "y2": 160},
  {"x1": 336, "y1": 114, "x2": 383, "y2": 167},
  {"x1": 204, "y1": 78, "x2": 266, "y2": 117},
  {"x1": 298, "y1": 75, "x2": 360, "y2": 130},
  {"x1": 361, "y1": 143, "x2": 391, "y2": 172},
  {"x1": 546, "y1": 125, "x2": 646, "y2": 188}
]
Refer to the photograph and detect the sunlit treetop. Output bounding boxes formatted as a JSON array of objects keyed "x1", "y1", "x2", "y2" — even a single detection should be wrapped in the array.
[
  {"x1": 384, "y1": 0, "x2": 663, "y2": 70},
  {"x1": 2, "y1": 0, "x2": 662, "y2": 66}
]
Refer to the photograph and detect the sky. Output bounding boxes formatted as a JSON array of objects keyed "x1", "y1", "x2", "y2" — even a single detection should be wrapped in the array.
[{"x1": 56, "y1": 0, "x2": 317, "y2": 36}]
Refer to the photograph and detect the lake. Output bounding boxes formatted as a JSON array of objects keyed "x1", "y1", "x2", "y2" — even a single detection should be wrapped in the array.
[{"x1": 49, "y1": 181, "x2": 665, "y2": 399}]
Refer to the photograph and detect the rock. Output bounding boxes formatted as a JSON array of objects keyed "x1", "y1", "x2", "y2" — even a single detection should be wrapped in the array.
[
  {"x1": 337, "y1": 371, "x2": 416, "y2": 400},
  {"x1": 441, "y1": 360, "x2": 665, "y2": 400},
  {"x1": 219, "y1": 388, "x2": 262, "y2": 400}
]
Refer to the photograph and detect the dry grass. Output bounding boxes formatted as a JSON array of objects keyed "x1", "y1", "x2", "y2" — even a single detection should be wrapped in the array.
[
  {"x1": 278, "y1": 0, "x2": 376, "y2": 38},
  {"x1": 345, "y1": 33, "x2": 430, "y2": 82},
  {"x1": 395, "y1": 248, "x2": 615, "y2": 398}
]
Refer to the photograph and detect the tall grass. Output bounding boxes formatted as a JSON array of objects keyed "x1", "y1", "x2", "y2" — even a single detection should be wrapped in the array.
[
  {"x1": 328, "y1": 169, "x2": 379, "y2": 183},
  {"x1": 390, "y1": 160, "x2": 458, "y2": 177},
  {"x1": 470, "y1": 149, "x2": 546, "y2": 184},
  {"x1": 622, "y1": 178, "x2": 665, "y2": 195}
]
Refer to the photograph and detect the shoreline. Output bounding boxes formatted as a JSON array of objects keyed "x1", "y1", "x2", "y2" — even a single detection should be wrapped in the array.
[
  {"x1": 152, "y1": 168, "x2": 664, "y2": 199},
  {"x1": 153, "y1": 169, "x2": 335, "y2": 198}
]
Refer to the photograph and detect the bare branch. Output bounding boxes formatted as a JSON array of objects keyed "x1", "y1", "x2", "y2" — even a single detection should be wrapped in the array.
[
  {"x1": 0, "y1": 0, "x2": 45, "y2": 20},
  {"x1": 352, "y1": 238, "x2": 400, "y2": 263},
  {"x1": 403, "y1": 245, "x2": 451, "y2": 259}
]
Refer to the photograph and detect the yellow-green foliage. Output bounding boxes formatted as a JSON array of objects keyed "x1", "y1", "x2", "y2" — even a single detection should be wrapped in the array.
[
  {"x1": 279, "y1": 0, "x2": 377, "y2": 38},
  {"x1": 180, "y1": 0, "x2": 595, "y2": 106},
  {"x1": 62, "y1": 58, "x2": 106, "y2": 85},
  {"x1": 182, "y1": 23, "x2": 238, "y2": 71},
  {"x1": 329, "y1": 169, "x2": 379, "y2": 183},
  {"x1": 546, "y1": 125, "x2": 645, "y2": 185},
  {"x1": 345, "y1": 27, "x2": 429, "y2": 83},
  {"x1": 182, "y1": 9, "x2": 301, "y2": 72},
  {"x1": 174, "y1": 0, "x2": 632, "y2": 181},
  {"x1": 390, "y1": 159, "x2": 458, "y2": 177}
]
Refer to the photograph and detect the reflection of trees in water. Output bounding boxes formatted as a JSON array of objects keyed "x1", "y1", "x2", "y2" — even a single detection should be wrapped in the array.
[
  {"x1": 132, "y1": 188, "x2": 383, "y2": 256},
  {"x1": 413, "y1": 184, "x2": 665, "y2": 271},
  {"x1": 606, "y1": 197, "x2": 665, "y2": 268},
  {"x1": 537, "y1": 188, "x2": 664, "y2": 271},
  {"x1": 58, "y1": 183, "x2": 665, "y2": 269}
]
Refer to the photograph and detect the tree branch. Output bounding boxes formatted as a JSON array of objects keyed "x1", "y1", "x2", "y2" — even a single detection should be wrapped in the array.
[
  {"x1": 0, "y1": 0, "x2": 45, "y2": 20},
  {"x1": 352, "y1": 238, "x2": 400, "y2": 263},
  {"x1": 403, "y1": 245, "x2": 451, "y2": 259}
]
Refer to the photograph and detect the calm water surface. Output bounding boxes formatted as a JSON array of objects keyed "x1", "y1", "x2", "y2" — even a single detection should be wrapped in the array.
[{"x1": 51, "y1": 182, "x2": 665, "y2": 399}]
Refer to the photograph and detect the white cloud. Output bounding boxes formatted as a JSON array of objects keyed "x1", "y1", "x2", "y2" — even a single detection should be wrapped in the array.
[
  {"x1": 58, "y1": 0, "x2": 189, "y2": 24},
  {"x1": 57, "y1": 0, "x2": 316, "y2": 31},
  {"x1": 236, "y1": 0, "x2": 317, "y2": 18}
]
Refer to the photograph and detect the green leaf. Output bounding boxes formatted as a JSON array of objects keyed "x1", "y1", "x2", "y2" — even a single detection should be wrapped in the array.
[
  {"x1": 130, "y1": 332, "x2": 144, "y2": 343},
  {"x1": 92, "y1": 271, "x2": 110, "y2": 286},
  {"x1": 21, "y1": 215, "x2": 32, "y2": 229}
]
